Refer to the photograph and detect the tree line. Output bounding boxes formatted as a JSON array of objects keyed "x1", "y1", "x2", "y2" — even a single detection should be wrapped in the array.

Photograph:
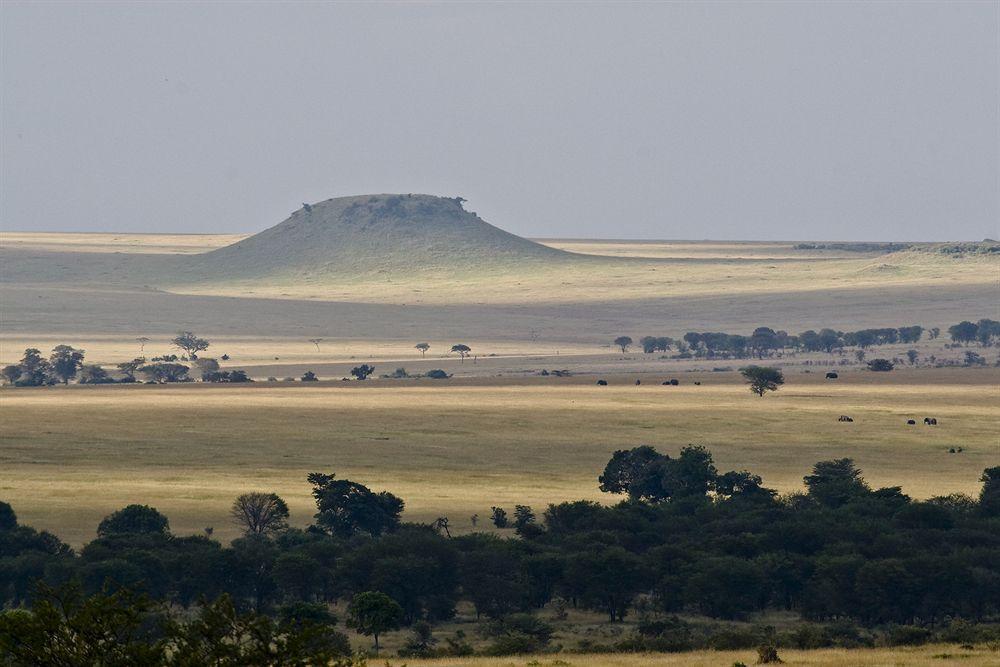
[
  {"x1": 2, "y1": 450, "x2": 998, "y2": 660},
  {"x1": 612, "y1": 318, "x2": 1000, "y2": 360}
]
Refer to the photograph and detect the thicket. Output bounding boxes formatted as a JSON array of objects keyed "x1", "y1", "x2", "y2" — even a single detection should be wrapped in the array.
[{"x1": 2, "y1": 450, "x2": 998, "y2": 660}]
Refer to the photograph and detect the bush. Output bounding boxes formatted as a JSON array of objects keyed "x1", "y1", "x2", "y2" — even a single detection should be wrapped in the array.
[
  {"x1": 867, "y1": 358, "x2": 894, "y2": 372},
  {"x1": 425, "y1": 369, "x2": 450, "y2": 379}
]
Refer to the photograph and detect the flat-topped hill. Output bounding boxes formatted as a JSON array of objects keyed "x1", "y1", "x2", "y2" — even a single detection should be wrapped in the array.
[{"x1": 184, "y1": 194, "x2": 572, "y2": 282}]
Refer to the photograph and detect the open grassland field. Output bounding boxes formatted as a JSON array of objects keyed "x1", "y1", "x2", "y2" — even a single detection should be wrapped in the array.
[
  {"x1": 2, "y1": 368, "x2": 996, "y2": 546},
  {"x1": 393, "y1": 645, "x2": 1000, "y2": 666}
]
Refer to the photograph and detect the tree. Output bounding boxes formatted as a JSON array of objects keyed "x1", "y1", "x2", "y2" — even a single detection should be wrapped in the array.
[
  {"x1": 979, "y1": 467, "x2": 1000, "y2": 516},
  {"x1": 565, "y1": 547, "x2": 647, "y2": 621},
  {"x1": 135, "y1": 337, "x2": 151, "y2": 353},
  {"x1": 867, "y1": 358, "x2": 894, "y2": 372},
  {"x1": 12, "y1": 348, "x2": 52, "y2": 386},
  {"x1": 804, "y1": 459, "x2": 869, "y2": 508},
  {"x1": 976, "y1": 319, "x2": 1000, "y2": 345},
  {"x1": 906, "y1": 349, "x2": 919, "y2": 365},
  {"x1": 451, "y1": 344, "x2": 471, "y2": 362},
  {"x1": 300, "y1": 370, "x2": 318, "y2": 382},
  {"x1": 116, "y1": 357, "x2": 146, "y2": 382},
  {"x1": 948, "y1": 321, "x2": 978, "y2": 344},
  {"x1": 167, "y1": 593, "x2": 352, "y2": 664},
  {"x1": 308, "y1": 338, "x2": 323, "y2": 352},
  {"x1": 350, "y1": 364, "x2": 375, "y2": 380},
  {"x1": 855, "y1": 350, "x2": 866, "y2": 363},
  {"x1": 740, "y1": 365, "x2": 784, "y2": 397},
  {"x1": 929, "y1": 327, "x2": 940, "y2": 340},
  {"x1": 79, "y1": 365, "x2": 112, "y2": 384},
  {"x1": 415, "y1": 343, "x2": 430, "y2": 357},
  {"x1": 49, "y1": 345, "x2": 86, "y2": 384},
  {"x1": 613, "y1": 336, "x2": 633, "y2": 354},
  {"x1": 598, "y1": 445, "x2": 664, "y2": 499},
  {"x1": 0, "y1": 584, "x2": 165, "y2": 665},
  {"x1": 230, "y1": 492, "x2": 290, "y2": 536},
  {"x1": 2, "y1": 364, "x2": 21, "y2": 385},
  {"x1": 897, "y1": 325, "x2": 923, "y2": 344},
  {"x1": 0, "y1": 500, "x2": 17, "y2": 530},
  {"x1": 346, "y1": 591, "x2": 403, "y2": 654},
  {"x1": 490, "y1": 506, "x2": 508, "y2": 528},
  {"x1": 513, "y1": 505, "x2": 536, "y2": 533},
  {"x1": 97, "y1": 504, "x2": 170, "y2": 537},
  {"x1": 139, "y1": 362, "x2": 189, "y2": 383},
  {"x1": 308, "y1": 473, "x2": 404, "y2": 538},
  {"x1": 171, "y1": 331, "x2": 210, "y2": 359}
]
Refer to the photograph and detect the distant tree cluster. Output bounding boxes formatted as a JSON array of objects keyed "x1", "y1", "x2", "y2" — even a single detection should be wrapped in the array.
[
  {"x1": 610, "y1": 318, "x2": 998, "y2": 362},
  {"x1": 948, "y1": 319, "x2": 1000, "y2": 345},
  {"x1": 1, "y1": 333, "x2": 262, "y2": 386}
]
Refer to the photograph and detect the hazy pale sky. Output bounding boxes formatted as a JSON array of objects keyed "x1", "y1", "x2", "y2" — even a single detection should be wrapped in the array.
[{"x1": 2, "y1": 2, "x2": 997, "y2": 241}]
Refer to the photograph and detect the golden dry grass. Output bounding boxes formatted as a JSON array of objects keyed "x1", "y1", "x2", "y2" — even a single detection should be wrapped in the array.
[
  {"x1": 1, "y1": 368, "x2": 996, "y2": 546},
  {"x1": 394, "y1": 644, "x2": 999, "y2": 666}
]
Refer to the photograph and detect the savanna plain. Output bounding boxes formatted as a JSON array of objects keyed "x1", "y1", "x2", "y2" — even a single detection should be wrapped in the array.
[{"x1": 2, "y1": 212, "x2": 999, "y2": 664}]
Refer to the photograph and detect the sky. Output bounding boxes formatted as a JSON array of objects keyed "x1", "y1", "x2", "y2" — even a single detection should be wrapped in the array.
[{"x1": 2, "y1": 2, "x2": 997, "y2": 241}]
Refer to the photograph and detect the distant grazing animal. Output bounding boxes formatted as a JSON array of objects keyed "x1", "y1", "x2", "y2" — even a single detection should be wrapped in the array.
[
  {"x1": 596, "y1": 379, "x2": 608, "y2": 386},
  {"x1": 924, "y1": 417, "x2": 938, "y2": 425},
  {"x1": 825, "y1": 372, "x2": 838, "y2": 379},
  {"x1": 694, "y1": 381, "x2": 701, "y2": 386},
  {"x1": 668, "y1": 379, "x2": 679, "y2": 386},
  {"x1": 906, "y1": 419, "x2": 916, "y2": 425},
  {"x1": 838, "y1": 415, "x2": 854, "y2": 422}
]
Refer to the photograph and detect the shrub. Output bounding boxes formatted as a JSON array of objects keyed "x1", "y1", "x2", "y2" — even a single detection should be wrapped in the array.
[{"x1": 866, "y1": 358, "x2": 894, "y2": 372}]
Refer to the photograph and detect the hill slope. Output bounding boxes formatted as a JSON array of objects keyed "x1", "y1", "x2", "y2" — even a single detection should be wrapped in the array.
[{"x1": 183, "y1": 194, "x2": 573, "y2": 282}]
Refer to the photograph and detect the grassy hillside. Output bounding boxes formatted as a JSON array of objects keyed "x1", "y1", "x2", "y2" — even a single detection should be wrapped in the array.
[{"x1": 180, "y1": 194, "x2": 575, "y2": 283}]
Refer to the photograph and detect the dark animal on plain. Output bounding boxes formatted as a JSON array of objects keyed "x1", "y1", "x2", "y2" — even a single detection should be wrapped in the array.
[
  {"x1": 924, "y1": 417, "x2": 938, "y2": 425},
  {"x1": 694, "y1": 381, "x2": 701, "y2": 385},
  {"x1": 635, "y1": 380, "x2": 641, "y2": 385},
  {"x1": 949, "y1": 448, "x2": 956, "y2": 454},
  {"x1": 596, "y1": 379, "x2": 608, "y2": 386},
  {"x1": 825, "y1": 372, "x2": 838, "y2": 379},
  {"x1": 838, "y1": 415, "x2": 853, "y2": 422},
  {"x1": 906, "y1": 419, "x2": 916, "y2": 425},
  {"x1": 669, "y1": 379, "x2": 679, "y2": 386}
]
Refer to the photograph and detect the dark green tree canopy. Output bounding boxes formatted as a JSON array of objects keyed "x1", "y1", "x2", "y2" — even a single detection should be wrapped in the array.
[
  {"x1": 97, "y1": 505, "x2": 170, "y2": 537},
  {"x1": 308, "y1": 473, "x2": 404, "y2": 538}
]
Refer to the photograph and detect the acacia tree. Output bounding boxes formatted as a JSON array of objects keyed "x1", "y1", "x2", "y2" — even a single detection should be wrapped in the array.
[
  {"x1": 172, "y1": 331, "x2": 210, "y2": 359},
  {"x1": 230, "y1": 492, "x2": 290, "y2": 536},
  {"x1": 136, "y1": 337, "x2": 151, "y2": 353},
  {"x1": 740, "y1": 365, "x2": 784, "y2": 397},
  {"x1": 308, "y1": 338, "x2": 323, "y2": 352},
  {"x1": 415, "y1": 342, "x2": 430, "y2": 357},
  {"x1": 451, "y1": 344, "x2": 471, "y2": 363},
  {"x1": 49, "y1": 345, "x2": 85, "y2": 384},
  {"x1": 346, "y1": 591, "x2": 403, "y2": 654},
  {"x1": 116, "y1": 358, "x2": 146, "y2": 382},
  {"x1": 613, "y1": 336, "x2": 633, "y2": 354}
]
